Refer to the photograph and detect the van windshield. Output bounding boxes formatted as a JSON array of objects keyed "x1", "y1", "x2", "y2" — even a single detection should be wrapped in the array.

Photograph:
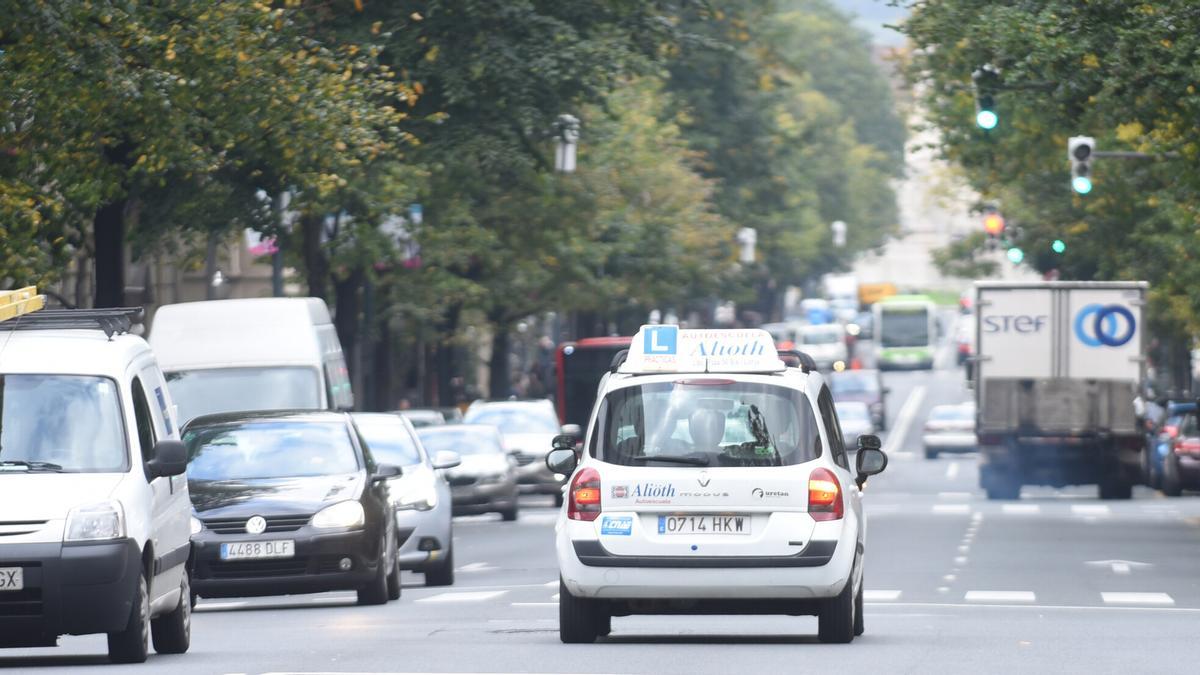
[
  {"x1": 0, "y1": 375, "x2": 127, "y2": 473},
  {"x1": 166, "y1": 367, "x2": 321, "y2": 424},
  {"x1": 591, "y1": 380, "x2": 821, "y2": 468}
]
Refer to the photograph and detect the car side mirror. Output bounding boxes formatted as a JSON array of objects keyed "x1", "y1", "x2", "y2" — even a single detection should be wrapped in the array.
[
  {"x1": 432, "y1": 450, "x2": 461, "y2": 470},
  {"x1": 372, "y1": 464, "x2": 403, "y2": 482},
  {"x1": 545, "y1": 448, "x2": 578, "y2": 475},
  {"x1": 854, "y1": 436, "x2": 887, "y2": 489},
  {"x1": 561, "y1": 423, "x2": 582, "y2": 438},
  {"x1": 148, "y1": 440, "x2": 188, "y2": 478},
  {"x1": 552, "y1": 434, "x2": 576, "y2": 451}
]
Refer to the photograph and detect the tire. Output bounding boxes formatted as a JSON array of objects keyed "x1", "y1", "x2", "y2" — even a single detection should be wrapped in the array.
[
  {"x1": 853, "y1": 579, "x2": 864, "y2": 637},
  {"x1": 1162, "y1": 456, "x2": 1183, "y2": 497},
  {"x1": 818, "y1": 576, "x2": 856, "y2": 644},
  {"x1": 151, "y1": 573, "x2": 192, "y2": 655},
  {"x1": 500, "y1": 500, "x2": 519, "y2": 522},
  {"x1": 385, "y1": 540, "x2": 402, "y2": 601},
  {"x1": 554, "y1": 491, "x2": 565, "y2": 508},
  {"x1": 108, "y1": 574, "x2": 150, "y2": 664},
  {"x1": 559, "y1": 578, "x2": 600, "y2": 644},
  {"x1": 924, "y1": 447, "x2": 938, "y2": 460},
  {"x1": 357, "y1": 535, "x2": 391, "y2": 606},
  {"x1": 425, "y1": 544, "x2": 455, "y2": 587},
  {"x1": 1098, "y1": 481, "x2": 1133, "y2": 500},
  {"x1": 983, "y1": 466, "x2": 1021, "y2": 500},
  {"x1": 596, "y1": 610, "x2": 612, "y2": 638}
]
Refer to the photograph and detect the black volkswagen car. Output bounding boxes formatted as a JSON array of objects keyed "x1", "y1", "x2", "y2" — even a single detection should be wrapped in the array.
[{"x1": 184, "y1": 411, "x2": 402, "y2": 605}]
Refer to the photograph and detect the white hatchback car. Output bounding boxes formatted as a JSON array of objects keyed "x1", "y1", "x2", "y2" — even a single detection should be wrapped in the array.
[{"x1": 548, "y1": 326, "x2": 887, "y2": 644}]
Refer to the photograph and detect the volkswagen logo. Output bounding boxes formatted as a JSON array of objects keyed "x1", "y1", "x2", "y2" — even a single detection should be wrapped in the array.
[
  {"x1": 245, "y1": 516, "x2": 267, "y2": 535},
  {"x1": 1074, "y1": 304, "x2": 1136, "y2": 348}
]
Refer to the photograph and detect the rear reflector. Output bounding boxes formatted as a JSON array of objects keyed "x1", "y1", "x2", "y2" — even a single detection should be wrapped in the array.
[
  {"x1": 567, "y1": 467, "x2": 602, "y2": 522},
  {"x1": 808, "y1": 468, "x2": 843, "y2": 521}
]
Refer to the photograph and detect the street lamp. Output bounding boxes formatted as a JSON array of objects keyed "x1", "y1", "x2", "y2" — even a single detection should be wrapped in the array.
[
  {"x1": 554, "y1": 114, "x2": 580, "y2": 173},
  {"x1": 831, "y1": 220, "x2": 847, "y2": 248}
]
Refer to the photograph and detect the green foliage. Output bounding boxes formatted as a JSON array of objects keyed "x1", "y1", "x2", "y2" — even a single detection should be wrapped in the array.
[
  {"x1": 932, "y1": 232, "x2": 999, "y2": 279},
  {"x1": 904, "y1": 0, "x2": 1200, "y2": 332}
]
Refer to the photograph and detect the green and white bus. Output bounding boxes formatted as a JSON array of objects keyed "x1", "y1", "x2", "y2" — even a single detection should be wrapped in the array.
[{"x1": 874, "y1": 294, "x2": 937, "y2": 370}]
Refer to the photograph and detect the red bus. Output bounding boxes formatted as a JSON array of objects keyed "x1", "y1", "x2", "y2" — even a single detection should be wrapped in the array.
[{"x1": 555, "y1": 336, "x2": 632, "y2": 429}]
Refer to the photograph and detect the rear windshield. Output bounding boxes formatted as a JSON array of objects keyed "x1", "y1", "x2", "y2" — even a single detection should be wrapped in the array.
[
  {"x1": 829, "y1": 373, "x2": 878, "y2": 395},
  {"x1": 166, "y1": 367, "x2": 322, "y2": 424},
  {"x1": 835, "y1": 402, "x2": 870, "y2": 421},
  {"x1": 418, "y1": 426, "x2": 504, "y2": 456},
  {"x1": 463, "y1": 406, "x2": 559, "y2": 435},
  {"x1": 591, "y1": 380, "x2": 821, "y2": 468},
  {"x1": 801, "y1": 327, "x2": 842, "y2": 344},
  {"x1": 184, "y1": 421, "x2": 359, "y2": 480}
]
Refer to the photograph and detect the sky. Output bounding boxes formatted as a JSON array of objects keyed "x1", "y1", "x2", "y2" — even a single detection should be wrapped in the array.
[{"x1": 828, "y1": 0, "x2": 909, "y2": 47}]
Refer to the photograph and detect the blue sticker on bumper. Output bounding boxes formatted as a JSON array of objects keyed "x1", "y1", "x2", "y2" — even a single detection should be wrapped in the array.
[{"x1": 600, "y1": 516, "x2": 633, "y2": 536}]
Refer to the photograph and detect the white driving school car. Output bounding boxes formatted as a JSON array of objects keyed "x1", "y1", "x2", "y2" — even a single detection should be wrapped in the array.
[{"x1": 548, "y1": 326, "x2": 888, "y2": 644}]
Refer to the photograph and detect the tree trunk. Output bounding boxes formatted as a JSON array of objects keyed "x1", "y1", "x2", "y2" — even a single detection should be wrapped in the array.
[
  {"x1": 93, "y1": 199, "x2": 126, "y2": 308},
  {"x1": 436, "y1": 304, "x2": 462, "y2": 407},
  {"x1": 300, "y1": 213, "x2": 329, "y2": 300},
  {"x1": 333, "y1": 267, "x2": 364, "y2": 405},
  {"x1": 489, "y1": 324, "x2": 512, "y2": 399}
]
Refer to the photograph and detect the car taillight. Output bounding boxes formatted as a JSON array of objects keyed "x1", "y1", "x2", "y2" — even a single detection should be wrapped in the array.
[
  {"x1": 1164, "y1": 425, "x2": 1179, "y2": 439},
  {"x1": 567, "y1": 467, "x2": 602, "y2": 521},
  {"x1": 808, "y1": 468, "x2": 843, "y2": 521},
  {"x1": 1174, "y1": 438, "x2": 1200, "y2": 455}
]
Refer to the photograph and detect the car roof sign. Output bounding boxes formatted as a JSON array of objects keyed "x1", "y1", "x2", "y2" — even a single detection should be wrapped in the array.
[{"x1": 620, "y1": 325, "x2": 786, "y2": 375}]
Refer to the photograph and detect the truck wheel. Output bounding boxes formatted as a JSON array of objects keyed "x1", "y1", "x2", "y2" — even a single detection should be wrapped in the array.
[
  {"x1": 559, "y1": 578, "x2": 600, "y2": 643},
  {"x1": 108, "y1": 574, "x2": 150, "y2": 664},
  {"x1": 1162, "y1": 457, "x2": 1183, "y2": 497},
  {"x1": 924, "y1": 447, "x2": 938, "y2": 460},
  {"x1": 1098, "y1": 479, "x2": 1133, "y2": 500}
]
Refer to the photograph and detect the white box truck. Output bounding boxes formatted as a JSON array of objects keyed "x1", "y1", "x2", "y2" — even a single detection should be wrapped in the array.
[{"x1": 974, "y1": 281, "x2": 1147, "y2": 500}]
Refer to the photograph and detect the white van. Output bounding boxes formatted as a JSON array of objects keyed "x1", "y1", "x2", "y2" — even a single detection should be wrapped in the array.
[
  {"x1": 149, "y1": 298, "x2": 354, "y2": 424},
  {"x1": 0, "y1": 300, "x2": 192, "y2": 663}
]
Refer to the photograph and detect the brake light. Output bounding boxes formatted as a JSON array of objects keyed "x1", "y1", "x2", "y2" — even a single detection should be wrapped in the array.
[
  {"x1": 808, "y1": 468, "x2": 843, "y2": 521},
  {"x1": 567, "y1": 467, "x2": 602, "y2": 521},
  {"x1": 1164, "y1": 425, "x2": 1179, "y2": 439},
  {"x1": 1174, "y1": 438, "x2": 1200, "y2": 455}
]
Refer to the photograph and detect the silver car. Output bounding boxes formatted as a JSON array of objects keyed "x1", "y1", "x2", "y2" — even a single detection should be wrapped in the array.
[
  {"x1": 834, "y1": 400, "x2": 876, "y2": 450},
  {"x1": 419, "y1": 424, "x2": 521, "y2": 521},
  {"x1": 922, "y1": 403, "x2": 977, "y2": 459},
  {"x1": 463, "y1": 399, "x2": 570, "y2": 506},
  {"x1": 353, "y1": 413, "x2": 461, "y2": 586}
]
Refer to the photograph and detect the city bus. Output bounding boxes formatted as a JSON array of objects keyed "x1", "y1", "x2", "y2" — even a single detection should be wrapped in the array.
[{"x1": 874, "y1": 294, "x2": 938, "y2": 370}]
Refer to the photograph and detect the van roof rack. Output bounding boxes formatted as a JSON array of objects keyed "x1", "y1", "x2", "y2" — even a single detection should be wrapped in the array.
[{"x1": 0, "y1": 307, "x2": 143, "y2": 339}]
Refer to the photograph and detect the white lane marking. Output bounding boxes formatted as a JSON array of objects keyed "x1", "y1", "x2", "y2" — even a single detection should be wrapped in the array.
[
  {"x1": 937, "y1": 491, "x2": 971, "y2": 500},
  {"x1": 883, "y1": 384, "x2": 927, "y2": 456},
  {"x1": 957, "y1": 545, "x2": 970, "y2": 554},
  {"x1": 1072, "y1": 504, "x2": 1111, "y2": 517},
  {"x1": 544, "y1": 580, "x2": 559, "y2": 587},
  {"x1": 932, "y1": 504, "x2": 971, "y2": 515},
  {"x1": 520, "y1": 513, "x2": 560, "y2": 525},
  {"x1": 456, "y1": 562, "x2": 491, "y2": 572},
  {"x1": 551, "y1": 593, "x2": 560, "y2": 600},
  {"x1": 1003, "y1": 504, "x2": 1041, "y2": 515},
  {"x1": 195, "y1": 601, "x2": 247, "y2": 611},
  {"x1": 1101, "y1": 592, "x2": 1174, "y2": 606},
  {"x1": 863, "y1": 590, "x2": 902, "y2": 602},
  {"x1": 954, "y1": 556, "x2": 968, "y2": 565},
  {"x1": 1112, "y1": 562, "x2": 1131, "y2": 575},
  {"x1": 1085, "y1": 559, "x2": 1152, "y2": 575},
  {"x1": 864, "y1": 601, "x2": 1200, "y2": 613},
  {"x1": 971, "y1": 511, "x2": 984, "y2": 522},
  {"x1": 415, "y1": 590, "x2": 508, "y2": 603},
  {"x1": 945, "y1": 462, "x2": 960, "y2": 480},
  {"x1": 965, "y1": 591, "x2": 1036, "y2": 603},
  {"x1": 512, "y1": 602, "x2": 558, "y2": 607}
]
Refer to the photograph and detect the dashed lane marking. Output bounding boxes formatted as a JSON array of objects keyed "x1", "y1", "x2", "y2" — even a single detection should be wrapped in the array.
[
  {"x1": 415, "y1": 590, "x2": 509, "y2": 603},
  {"x1": 863, "y1": 590, "x2": 903, "y2": 602},
  {"x1": 945, "y1": 462, "x2": 960, "y2": 480},
  {"x1": 883, "y1": 384, "x2": 927, "y2": 457},
  {"x1": 1071, "y1": 504, "x2": 1111, "y2": 517},
  {"x1": 456, "y1": 562, "x2": 491, "y2": 572},
  {"x1": 1002, "y1": 504, "x2": 1041, "y2": 515},
  {"x1": 937, "y1": 491, "x2": 971, "y2": 500},
  {"x1": 964, "y1": 591, "x2": 1036, "y2": 603},
  {"x1": 1101, "y1": 592, "x2": 1174, "y2": 606},
  {"x1": 932, "y1": 504, "x2": 971, "y2": 515},
  {"x1": 196, "y1": 601, "x2": 248, "y2": 611}
]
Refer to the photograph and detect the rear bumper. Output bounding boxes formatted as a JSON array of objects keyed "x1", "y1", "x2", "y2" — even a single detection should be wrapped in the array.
[
  {"x1": 191, "y1": 529, "x2": 379, "y2": 598},
  {"x1": 1173, "y1": 454, "x2": 1200, "y2": 486},
  {"x1": 0, "y1": 539, "x2": 141, "y2": 647},
  {"x1": 923, "y1": 433, "x2": 977, "y2": 451}
]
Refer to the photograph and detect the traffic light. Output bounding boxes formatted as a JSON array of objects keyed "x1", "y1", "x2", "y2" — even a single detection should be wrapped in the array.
[
  {"x1": 983, "y1": 211, "x2": 1005, "y2": 237},
  {"x1": 972, "y1": 66, "x2": 1001, "y2": 130},
  {"x1": 1068, "y1": 136, "x2": 1095, "y2": 194},
  {"x1": 1006, "y1": 246, "x2": 1024, "y2": 264},
  {"x1": 1051, "y1": 239, "x2": 1066, "y2": 254}
]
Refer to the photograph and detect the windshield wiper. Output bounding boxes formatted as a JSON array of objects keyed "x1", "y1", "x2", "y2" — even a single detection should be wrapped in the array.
[
  {"x1": 0, "y1": 460, "x2": 66, "y2": 472},
  {"x1": 630, "y1": 454, "x2": 710, "y2": 467}
]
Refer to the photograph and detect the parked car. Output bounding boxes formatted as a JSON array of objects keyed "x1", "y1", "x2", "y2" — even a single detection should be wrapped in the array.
[
  {"x1": 150, "y1": 298, "x2": 353, "y2": 424},
  {"x1": 186, "y1": 411, "x2": 402, "y2": 605},
  {"x1": 1141, "y1": 401, "x2": 1195, "y2": 490},
  {"x1": 828, "y1": 369, "x2": 887, "y2": 430},
  {"x1": 417, "y1": 424, "x2": 520, "y2": 520},
  {"x1": 797, "y1": 323, "x2": 849, "y2": 371},
  {"x1": 352, "y1": 413, "x2": 460, "y2": 586},
  {"x1": 463, "y1": 399, "x2": 571, "y2": 506},
  {"x1": 398, "y1": 409, "x2": 447, "y2": 428},
  {"x1": 1161, "y1": 407, "x2": 1200, "y2": 497},
  {"x1": 835, "y1": 401, "x2": 876, "y2": 450},
  {"x1": 0, "y1": 304, "x2": 192, "y2": 663},
  {"x1": 922, "y1": 403, "x2": 977, "y2": 459}
]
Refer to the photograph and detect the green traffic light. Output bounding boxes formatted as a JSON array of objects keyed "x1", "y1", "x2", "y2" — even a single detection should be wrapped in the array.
[
  {"x1": 1006, "y1": 247, "x2": 1024, "y2": 264},
  {"x1": 1052, "y1": 239, "x2": 1066, "y2": 254},
  {"x1": 976, "y1": 109, "x2": 998, "y2": 130},
  {"x1": 1072, "y1": 176, "x2": 1092, "y2": 194}
]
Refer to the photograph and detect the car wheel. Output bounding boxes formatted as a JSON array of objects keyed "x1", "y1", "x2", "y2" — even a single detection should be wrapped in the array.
[
  {"x1": 1162, "y1": 456, "x2": 1183, "y2": 497},
  {"x1": 501, "y1": 500, "x2": 519, "y2": 522},
  {"x1": 1098, "y1": 480, "x2": 1133, "y2": 500},
  {"x1": 151, "y1": 572, "x2": 192, "y2": 654},
  {"x1": 924, "y1": 447, "x2": 938, "y2": 460},
  {"x1": 108, "y1": 573, "x2": 150, "y2": 664},
  {"x1": 559, "y1": 578, "x2": 601, "y2": 644},
  {"x1": 596, "y1": 609, "x2": 612, "y2": 637},
  {"x1": 385, "y1": 536, "x2": 402, "y2": 601},
  {"x1": 853, "y1": 578, "x2": 864, "y2": 637},
  {"x1": 554, "y1": 491, "x2": 565, "y2": 508},
  {"x1": 357, "y1": 534, "x2": 391, "y2": 606},
  {"x1": 424, "y1": 544, "x2": 454, "y2": 587},
  {"x1": 818, "y1": 576, "x2": 856, "y2": 644}
]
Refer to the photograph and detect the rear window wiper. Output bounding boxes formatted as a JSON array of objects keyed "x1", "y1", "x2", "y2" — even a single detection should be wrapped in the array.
[
  {"x1": 630, "y1": 454, "x2": 710, "y2": 467},
  {"x1": 0, "y1": 460, "x2": 66, "y2": 472}
]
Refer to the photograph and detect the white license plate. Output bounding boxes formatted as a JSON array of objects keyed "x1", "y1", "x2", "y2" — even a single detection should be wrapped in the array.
[
  {"x1": 658, "y1": 515, "x2": 749, "y2": 535},
  {"x1": 219, "y1": 540, "x2": 295, "y2": 561},
  {"x1": 0, "y1": 567, "x2": 23, "y2": 591}
]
